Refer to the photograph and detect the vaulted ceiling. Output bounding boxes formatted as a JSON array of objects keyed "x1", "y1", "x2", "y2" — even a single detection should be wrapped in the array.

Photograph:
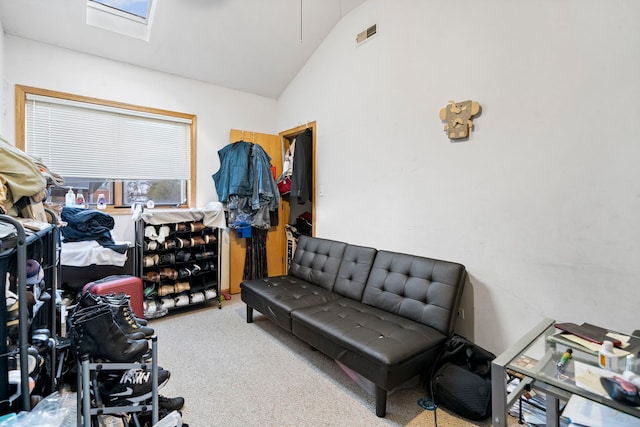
[{"x1": 0, "y1": 0, "x2": 366, "y2": 99}]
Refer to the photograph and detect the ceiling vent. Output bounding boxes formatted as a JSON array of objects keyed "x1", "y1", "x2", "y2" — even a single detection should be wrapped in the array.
[{"x1": 356, "y1": 24, "x2": 377, "y2": 45}]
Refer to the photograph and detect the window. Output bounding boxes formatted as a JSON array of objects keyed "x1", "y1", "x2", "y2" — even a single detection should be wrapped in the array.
[
  {"x1": 16, "y1": 85, "x2": 196, "y2": 210},
  {"x1": 90, "y1": 0, "x2": 151, "y2": 20},
  {"x1": 86, "y1": 0, "x2": 156, "y2": 41}
]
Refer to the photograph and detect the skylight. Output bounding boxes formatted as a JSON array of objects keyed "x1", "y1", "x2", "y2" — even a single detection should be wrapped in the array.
[
  {"x1": 90, "y1": 0, "x2": 150, "y2": 20},
  {"x1": 86, "y1": 0, "x2": 155, "y2": 41}
]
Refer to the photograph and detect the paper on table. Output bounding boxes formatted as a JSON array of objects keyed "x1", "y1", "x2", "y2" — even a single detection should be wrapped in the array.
[
  {"x1": 561, "y1": 334, "x2": 630, "y2": 356},
  {"x1": 608, "y1": 332, "x2": 632, "y2": 349},
  {"x1": 563, "y1": 394, "x2": 640, "y2": 427},
  {"x1": 574, "y1": 361, "x2": 614, "y2": 396}
]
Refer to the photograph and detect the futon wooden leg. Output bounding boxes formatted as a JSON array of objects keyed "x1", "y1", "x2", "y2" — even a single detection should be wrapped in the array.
[
  {"x1": 246, "y1": 306, "x2": 253, "y2": 323},
  {"x1": 375, "y1": 386, "x2": 387, "y2": 417}
]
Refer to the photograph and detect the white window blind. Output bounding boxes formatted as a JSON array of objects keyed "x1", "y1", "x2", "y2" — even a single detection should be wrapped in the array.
[{"x1": 25, "y1": 94, "x2": 191, "y2": 181}]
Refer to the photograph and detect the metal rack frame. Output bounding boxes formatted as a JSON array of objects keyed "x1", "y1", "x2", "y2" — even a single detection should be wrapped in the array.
[
  {"x1": 0, "y1": 212, "x2": 58, "y2": 413},
  {"x1": 76, "y1": 336, "x2": 159, "y2": 427}
]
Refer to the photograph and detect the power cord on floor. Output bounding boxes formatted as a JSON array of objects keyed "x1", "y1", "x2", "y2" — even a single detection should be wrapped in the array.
[{"x1": 417, "y1": 397, "x2": 438, "y2": 427}]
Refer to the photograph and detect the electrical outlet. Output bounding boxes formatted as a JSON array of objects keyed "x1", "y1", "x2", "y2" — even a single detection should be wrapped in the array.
[{"x1": 457, "y1": 308, "x2": 465, "y2": 319}]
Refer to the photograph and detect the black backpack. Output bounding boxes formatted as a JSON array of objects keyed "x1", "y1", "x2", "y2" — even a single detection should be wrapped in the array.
[{"x1": 429, "y1": 335, "x2": 496, "y2": 421}]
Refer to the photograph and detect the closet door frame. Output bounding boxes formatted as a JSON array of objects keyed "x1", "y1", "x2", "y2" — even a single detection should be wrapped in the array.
[
  {"x1": 225, "y1": 123, "x2": 316, "y2": 294},
  {"x1": 279, "y1": 122, "x2": 317, "y2": 238}
]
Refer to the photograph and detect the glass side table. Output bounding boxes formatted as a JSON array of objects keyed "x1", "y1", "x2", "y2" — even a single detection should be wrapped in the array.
[{"x1": 491, "y1": 318, "x2": 640, "y2": 427}]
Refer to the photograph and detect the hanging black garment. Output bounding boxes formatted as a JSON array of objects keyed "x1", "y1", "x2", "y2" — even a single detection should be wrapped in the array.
[
  {"x1": 290, "y1": 128, "x2": 312, "y2": 204},
  {"x1": 243, "y1": 228, "x2": 268, "y2": 280}
]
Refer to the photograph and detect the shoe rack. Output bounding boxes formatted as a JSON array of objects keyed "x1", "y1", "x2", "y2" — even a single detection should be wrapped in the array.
[
  {"x1": 0, "y1": 213, "x2": 59, "y2": 415},
  {"x1": 76, "y1": 337, "x2": 159, "y2": 427},
  {"x1": 135, "y1": 215, "x2": 221, "y2": 318}
]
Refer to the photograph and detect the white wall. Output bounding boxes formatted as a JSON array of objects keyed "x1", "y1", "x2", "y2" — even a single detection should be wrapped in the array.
[
  {"x1": 4, "y1": 35, "x2": 278, "y2": 292},
  {"x1": 4, "y1": 35, "x2": 278, "y2": 238},
  {"x1": 278, "y1": 0, "x2": 640, "y2": 353},
  {"x1": 0, "y1": 18, "x2": 7, "y2": 139}
]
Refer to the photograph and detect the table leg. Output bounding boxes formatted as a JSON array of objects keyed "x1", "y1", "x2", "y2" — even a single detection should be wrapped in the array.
[{"x1": 546, "y1": 394, "x2": 560, "y2": 427}]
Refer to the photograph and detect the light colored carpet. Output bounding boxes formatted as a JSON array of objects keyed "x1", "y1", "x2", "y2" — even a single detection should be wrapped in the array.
[
  {"x1": 148, "y1": 298, "x2": 514, "y2": 427},
  {"x1": 59, "y1": 297, "x2": 521, "y2": 426}
]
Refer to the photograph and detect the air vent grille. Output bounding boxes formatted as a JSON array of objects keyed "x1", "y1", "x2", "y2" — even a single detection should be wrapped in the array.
[{"x1": 356, "y1": 24, "x2": 377, "y2": 45}]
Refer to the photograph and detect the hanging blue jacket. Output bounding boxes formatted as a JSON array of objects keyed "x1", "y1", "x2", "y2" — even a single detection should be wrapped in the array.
[
  {"x1": 251, "y1": 144, "x2": 279, "y2": 211},
  {"x1": 212, "y1": 141, "x2": 279, "y2": 210},
  {"x1": 212, "y1": 141, "x2": 253, "y2": 203}
]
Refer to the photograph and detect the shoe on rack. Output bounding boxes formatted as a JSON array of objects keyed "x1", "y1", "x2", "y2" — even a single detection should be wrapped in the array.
[
  {"x1": 159, "y1": 253, "x2": 176, "y2": 265},
  {"x1": 158, "y1": 285, "x2": 175, "y2": 297},
  {"x1": 175, "y1": 251, "x2": 191, "y2": 263},
  {"x1": 160, "y1": 296, "x2": 175, "y2": 309},
  {"x1": 157, "y1": 395, "x2": 185, "y2": 411},
  {"x1": 190, "y1": 221, "x2": 205, "y2": 232},
  {"x1": 100, "y1": 367, "x2": 170, "y2": 406},
  {"x1": 110, "y1": 302, "x2": 155, "y2": 337},
  {"x1": 175, "y1": 294, "x2": 189, "y2": 307},
  {"x1": 188, "y1": 264, "x2": 201, "y2": 276},
  {"x1": 137, "y1": 408, "x2": 185, "y2": 427},
  {"x1": 177, "y1": 268, "x2": 191, "y2": 280},
  {"x1": 76, "y1": 291, "x2": 153, "y2": 338},
  {"x1": 175, "y1": 237, "x2": 190, "y2": 249},
  {"x1": 144, "y1": 300, "x2": 169, "y2": 319},
  {"x1": 6, "y1": 289, "x2": 19, "y2": 327},
  {"x1": 201, "y1": 261, "x2": 216, "y2": 271},
  {"x1": 190, "y1": 292, "x2": 205, "y2": 304},
  {"x1": 69, "y1": 305, "x2": 148, "y2": 363},
  {"x1": 100, "y1": 292, "x2": 150, "y2": 327},
  {"x1": 157, "y1": 226, "x2": 170, "y2": 244},
  {"x1": 144, "y1": 285, "x2": 157, "y2": 300},
  {"x1": 159, "y1": 268, "x2": 178, "y2": 281},
  {"x1": 174, "y1": 282, "x2": 190, "y2": 294},
  {"x1": 144, "y1": 271, "x2": 161, "y2": 283},
  {"x1": 190, "y1": 236, "x2": 206, "y2": 247}
]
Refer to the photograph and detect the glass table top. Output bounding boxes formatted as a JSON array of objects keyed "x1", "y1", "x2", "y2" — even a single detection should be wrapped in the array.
[{"x1": 505, "y1": 320, "x2": 640, "y2": 420}]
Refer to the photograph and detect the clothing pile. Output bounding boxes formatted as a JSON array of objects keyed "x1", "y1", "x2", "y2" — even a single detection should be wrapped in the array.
[
  {"x1": 0, "y1": 137, "x2": 54, "y2": 221},
  {"x1": 288, "y1": 211, "x2": 312, "y2": 238},
  {"x1": 60, "y1": 206, "x2": 128, "y2": 254}
]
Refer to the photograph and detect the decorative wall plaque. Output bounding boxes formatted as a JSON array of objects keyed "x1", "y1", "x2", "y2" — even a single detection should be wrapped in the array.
[{"x1": 439, "y1": 100, "x2": 481, "y2": 140}]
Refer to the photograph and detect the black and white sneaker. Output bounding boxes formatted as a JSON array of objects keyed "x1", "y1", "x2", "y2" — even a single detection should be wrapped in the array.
[{"x1": 100, "y1": 367, "x2": 170, "y2": 406}]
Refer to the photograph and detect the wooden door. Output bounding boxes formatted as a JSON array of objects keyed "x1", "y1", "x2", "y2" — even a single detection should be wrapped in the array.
[{"x1": 228, "y1": 130, "x2": 287, "y2": 294}]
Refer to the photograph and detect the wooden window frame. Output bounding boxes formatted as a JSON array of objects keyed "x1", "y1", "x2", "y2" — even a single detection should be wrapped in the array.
[{"x1": 15, "y1": 85, "x2": 197, "y2": 212}]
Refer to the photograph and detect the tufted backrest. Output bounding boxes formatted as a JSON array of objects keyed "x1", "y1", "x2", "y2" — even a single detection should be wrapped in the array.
[
  {"x1": 289, "y1": 236, "x2": 347, "y2": 291},
  {"x1": 362, "y1": 250, "x2": 466, "y2": 336},
  {"x1": 332, "y1": 244, "x2": 377, "y2": 300}
]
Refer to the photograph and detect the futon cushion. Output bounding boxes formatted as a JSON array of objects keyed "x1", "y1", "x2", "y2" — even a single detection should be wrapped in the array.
[
  {"x1": 288, "y1": 236, "x2": 346, "y2": 291},
  {"x1": 332, "y1": 243, "x2": 377, "y2": 300},
  {"x1": 362, "y1": 251, "x2": 466, "y2": 336},
  {"x1": 291, "y1": 298, "x2": 447, "y2": 387},
  {"x1": 241, "y1": 276, "x2": 342, "y2": 331}
]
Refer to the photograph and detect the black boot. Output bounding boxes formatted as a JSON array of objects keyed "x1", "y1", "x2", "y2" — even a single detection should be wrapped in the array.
[
  {"x1": 73, "y1": 292, "x2": 147, "y2": 340},
  {"x1": 110, "y1": 303, "x2": 155, "y2": 337},
  {"x1": 103, "y1": 293, "x2": 150, "y2": 327},
  {"x1": 70, "y1": 305, "x2": 148, "y2": 363}
]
